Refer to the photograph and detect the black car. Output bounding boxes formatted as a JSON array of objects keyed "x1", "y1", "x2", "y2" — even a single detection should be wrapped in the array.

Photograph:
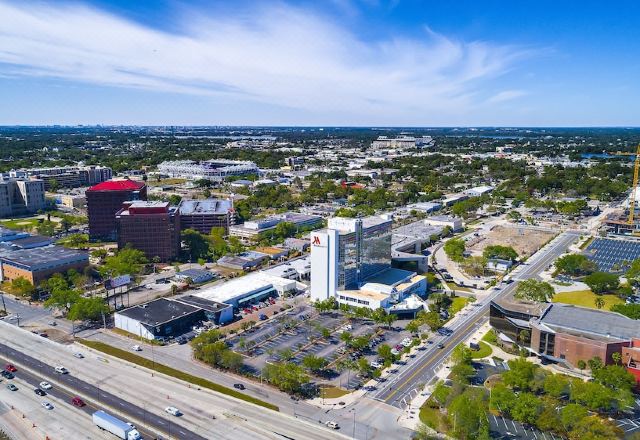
[
  {"x1": 1, "y1": 371, "x2": 14, "y2": 379},
  {"x1": 176, "y1": 337, "x2": 187, "y2": 345},
  {"x1": 34, "y1": 388, "x2": 46, "y2": 396},
  {"x1": 233, "y1": 383, "x2": 245, "y2": 390}
]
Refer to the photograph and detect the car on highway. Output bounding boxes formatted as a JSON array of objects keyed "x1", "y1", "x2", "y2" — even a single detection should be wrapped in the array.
[
  {"x1": 71, "y1": 396, "x2": 85, "y2": 407},
  {"x1": 41, "y1": 401, "x2": 54, "y2": 410},
  {"x1": 6, "y1": 383, "x2": 17, "y2": 391},
  {"x1": 437, "y1": 343, "x2": 445, "y2": 349},
  {"x1": 4, "y1": 364, "x2": 17, "y2": 372},
  {"x1": 39, "y1": 381, "x2": 52, "y2": 390},
  {"x1": 54, "y1": 366, "x2": 69, "y2": 374},
  {"x1": 165, "y1": 406, "x2": 181, "y2": 416},
  {"x1": 49, "y1": 321, "x2": 57, "y2": 326},
  {"x1": 233, "y1": 383, "x2": 245, "y2": 390},
  {"x1": 34, "y1": 388, "x2": 46, "y2": 396},
  {"x1": 73, "y1": 352, "x2": 84, "y2": 359},
  {"x1": 1, "y1": 371, "x2": 14, "y2": 379},
  {"x1": 325, "y1": 421, "x2": 339, "y2": 429},
  {"x1": 131, "y1": 345, "x2": 142, "y2": 352}
]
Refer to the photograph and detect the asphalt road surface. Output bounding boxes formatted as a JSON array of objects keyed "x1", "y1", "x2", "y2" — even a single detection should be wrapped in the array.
[
  {"x1": 0, "y1": 342, "x2": 205, "y2": 440},
  {"x1": 372, "y1": 231, "x2": 580, "y2": 408}
]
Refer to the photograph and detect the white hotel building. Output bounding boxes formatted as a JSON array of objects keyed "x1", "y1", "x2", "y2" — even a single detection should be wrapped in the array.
[{"x1": 310, "y1": 216, "x2": 426, "y2": 312}]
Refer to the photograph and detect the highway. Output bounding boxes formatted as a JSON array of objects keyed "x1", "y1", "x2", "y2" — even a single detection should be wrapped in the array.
[
  {"x1": 0, "y1": 342, "x2": 201, "y2": 440},
  {"x1": 0, "y1": 322, "x2": 349, "y2": 440},
  {"x1": 371, "y1": 231, "x2": 580, "y2": 408}
]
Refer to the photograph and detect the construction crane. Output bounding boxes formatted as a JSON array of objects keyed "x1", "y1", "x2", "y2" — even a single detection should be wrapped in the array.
[{"x1": 613, "y1": 144, "x2": 640, "y2": 225}]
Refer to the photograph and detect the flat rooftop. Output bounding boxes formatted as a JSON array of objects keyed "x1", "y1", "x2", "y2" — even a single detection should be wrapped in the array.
[
  {"x1": 364, "y1": 267, "x2": 415, "y2": 286},
  {"x1": 338, "y1": 289, "x2": 389, "y2": 301},
  {"x1": 175, "y1": 295, "x2": 230, "y2": 313},
  {"x1": 179, "y1": 199, "x2": 232, "y2": 215},
  {"x1": 116, "y1": 298, "x2": 201, "y2": 325},
  {"x1": 0, "y1": 245, "x2": 88, "y2": 269},
  {"x1": 537, "y1": 303, "x2": 640, "y2": 342}
]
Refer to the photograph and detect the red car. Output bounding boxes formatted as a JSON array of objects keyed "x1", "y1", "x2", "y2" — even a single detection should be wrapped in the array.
[
  {"x1": 5, "y1": 364, "x2": 17, "y2": 373},
  {"x1": 71, "y1": 397, "x2": 85, "y2": 407}
]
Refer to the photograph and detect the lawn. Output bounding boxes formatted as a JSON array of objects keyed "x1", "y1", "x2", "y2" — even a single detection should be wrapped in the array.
[
  {"x1": 552, "y1": 289, "x2": 624, "y2": 310},
  {"x1": 450, "y1": 296, "x2": 471, "y2": 315},
  {"x1": 470, "y1": 341, "x2": 493, "y2": 359},
  {"x1": 78, "y1": 339, "x2": 279, "y2": 411},
  {"x1": 147, "y1": 178, "x2": 187, "y2": 187},
  {"x1": 319, "y1": 385, "x2": 350, "y2": 399},
  {"x1": 419, "y1": 404, "x2": 450, "y2": 433},
  {"x1": 0, "y1": 217, "x2": 40, "y2": 230}
]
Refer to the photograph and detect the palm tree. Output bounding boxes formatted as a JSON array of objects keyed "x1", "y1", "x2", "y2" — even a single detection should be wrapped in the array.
[
  {"x1": 612, "y1": 352, "x2": 622, "y2": 365},
  {"x1": 594, "y1": 297, "x2": 605, "y2": 309}
]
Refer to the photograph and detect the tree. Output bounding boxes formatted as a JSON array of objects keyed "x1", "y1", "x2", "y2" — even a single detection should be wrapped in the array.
[
  {"x1": 44, "y1": 288, "x2": 81, "y2": 313},
  {"x1": 489, "y1": 383, "x2": 516, "y2": 413},
  {"x1": 444, "y1": 239, "x2": 466, "y2": 262},
  {"x1": 6, "y1": 277, "x2": 35, "y2": 298},
  {"x1": 301, "y1": 355, "x2": 328, "y2": 373},
  {"x1": 67, "y1": 297, "x2": 109, "y2": 321},
  {"x1": 448, "y1": 388, "x2": 489, "y2": 440},
  {"x1": 181, "y1": 229, "x2": 210, "y2": 261},
  {"x1": 555, "y1": 254, "x2": 597, "y2": 276},
  {"x1": 209, "y1": 227, "x2": 229, "y2": 258},
  {"x1": 483, "y1": 245, "x2": 518, "y2": 261},
  {"x1": 594, "y1": 297, "x2": 605, "y2": 309},
  {"x1": 503, "y1": 357, "x2": 538, "y2": 391},
  {"x1": 452, "y1": 344, "x2": 473, "y2": 365},
  {"x1": 101, "y1": 247, "x2": 147, "y2": 277},
  {"x1": 543, "y1": 373, "x2": 569, "y2": 398},
  {"x1": 514, "y1": 279, "x2": 554, "y2": 302},
  {"x1": 570, "y1": 380, "x2": 615, "y2": 411},
  {"x1": 422, "y1": 311, "x2": 443, "y2": 331},
  {"x1": 228, "y1": 236, "x2": 244, "y2": 254},
  {"x1": 511, "y1": 393, "x2": 541, "y2": 425},
  {"x1": 584, "y1": 272, "x2": 619, "y2": 294},
  {"x1": 588, "y1": 356, "x2": 603, "y2": 371},
  {"x1": 592, "y1": 364, "x2": 635, "y2": 391},
  {"x1": 406, "y1": 320, "x2": 421, "y2": 334},
  {"x1": 568, "y1": 415, "x2": 622, "y2": 440},
  {"x1": 263, "y1": 362, "x2": 309, "y2": 395},
  {"x1": 91, "y1": 248, "x2": 108, "y2": 262},
  {"x1": 168, "y1": 194, "x2": 182, "y2": 205},
  {"x1": 611, "y1": 352, "x2": 622, "y2": 365},
  {"x1": 577, "y1": 359, "x2": 587, "y2": 373},
  {"x1": 462, "y1": 256, "x2": 487, "y2": 277},
  {"x1": 610, "y1": 303, "x2": 640, "y2": 319},
  {"x1": 560, "y1": 404, "x2": 588, "y2": 431}
]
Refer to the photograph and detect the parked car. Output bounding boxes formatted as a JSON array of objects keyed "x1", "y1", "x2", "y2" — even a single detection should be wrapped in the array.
[{"x1": 259, "y1": 314, "x2": 267, "y2": 321}]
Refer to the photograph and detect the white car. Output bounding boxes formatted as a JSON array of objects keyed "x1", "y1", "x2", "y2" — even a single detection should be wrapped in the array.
[
  {"x1": 131, "y1": 345, "x2": 142, "y2": 352},
  {"x1": 39, "y1": 381, "x2": 52, "y2": 390},
  {"x1": 165, "y1": 406, "x2": 181, "y2": 416},
  {"x1": 371, "y1": 361, "x2": 382, "y2": 369},
  {"x1": 54, "y1": 366, "x2": 68, "y2": 374},
  {"x1": 325, "y1": 421, "x2": 339, "y2": 429},
  {"x1": 73, "y1": 352, "x2": 84, "y2": 359},
  {"x1": 41, "y1": 401, "x2": 54, "y2": 410}
]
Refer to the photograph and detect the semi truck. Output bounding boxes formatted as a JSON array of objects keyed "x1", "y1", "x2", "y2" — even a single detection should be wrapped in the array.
[{"x1": 92, "y1": 410, "x2": 141, "y2": 440}]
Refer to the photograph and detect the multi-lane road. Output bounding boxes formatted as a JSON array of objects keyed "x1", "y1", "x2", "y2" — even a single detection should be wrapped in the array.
[{"x1": 371, "y1": 231, "x2": 580, "y2": 408}]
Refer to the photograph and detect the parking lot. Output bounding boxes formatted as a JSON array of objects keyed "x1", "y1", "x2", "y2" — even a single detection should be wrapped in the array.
[
  {"x1": 489, "y1": 414, "x2": 562, "y2": 440},
  {"x1": 615, "y1": 399, "x2": 640, "y2": 436},
  {"x1": 226, "y1": 306, "x2": 415, "y2": 390}
]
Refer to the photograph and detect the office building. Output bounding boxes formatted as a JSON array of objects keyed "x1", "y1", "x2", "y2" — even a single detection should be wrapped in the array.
[
  {"x1": 0, "y1": 245, "x2": 89, "y2": 285},
  {"x1": 0, "y1": 179, "x2": 46, "y2": 218},
  {"x1": 229, "y1": 212, "x2": 323, "y2": 239},
  {"x1": 158, "y1": 159, "x2": 258, "y2": 182},
  {"x1": 178, "y1": 199, "x2": 235, "y2": 235},
  {"x1": 115, "y1": 201, "x2": 180, "y2": 261},
  {"x1": 86, "y1": 179, "x2": 147, "y2": 240},
  {"x1": 6, "y1": 165, "x2": 113, "y2": 190},
  {"x1": 310, "y1": 215, "x2": 426, "y2": 310}
]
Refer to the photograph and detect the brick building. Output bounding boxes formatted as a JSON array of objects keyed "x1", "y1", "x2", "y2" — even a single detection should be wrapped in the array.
[
  {"x1": 115, "y1": 201, "x2": 180, "y2": 261},
  {"x1": 0, "y1": 246, "x2": 89, "y2": 285},
  {"x1": 86, "y1": 179, "x2": 147, "y2": 240}
]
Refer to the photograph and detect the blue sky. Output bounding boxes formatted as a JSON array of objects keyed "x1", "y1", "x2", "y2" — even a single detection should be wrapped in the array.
[{"x1": 0, "y1": 0, "x2": 639, "y2": 126}]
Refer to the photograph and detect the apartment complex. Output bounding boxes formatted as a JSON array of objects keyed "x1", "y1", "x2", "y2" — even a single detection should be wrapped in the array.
[
  {"x1": 86, "y1": 179, "x2": 147, "y2": 240},
  {"x1": 178, "y1": 199, "x2": 235, "y2": 235},
  {"x1": 5, "y1": 165, "x2": 112, "y2": 190},
  {"x1": 229, "y1": 212, "x2": 323, "y2": 239},
  {"x1": 116, "y1": 201, "x2": 180, "y2": 261},
  {"x1": 157, "y1": 159, "x2": 258, "y2": 182},
  {"x1": 0, "y1": 179, "x2": 46, "y2": 218}
]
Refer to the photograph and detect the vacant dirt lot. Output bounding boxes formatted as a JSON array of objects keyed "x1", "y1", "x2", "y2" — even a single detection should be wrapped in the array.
[{"x1": 467, "y1": 225, "x2": 555, "y2": 258}]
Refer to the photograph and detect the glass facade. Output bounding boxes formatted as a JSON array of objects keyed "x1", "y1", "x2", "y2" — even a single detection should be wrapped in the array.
[{"x1": 489, "y1": 302, "x2": 535, "y2": 345}]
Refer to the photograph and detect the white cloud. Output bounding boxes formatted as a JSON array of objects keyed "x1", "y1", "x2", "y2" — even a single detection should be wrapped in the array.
[
  {"x1": 487, "y1": 89, "x2": 528, "y2": 104},
  {"x1": 0, "y1": 1, "x2": 534, "y2": 121}
]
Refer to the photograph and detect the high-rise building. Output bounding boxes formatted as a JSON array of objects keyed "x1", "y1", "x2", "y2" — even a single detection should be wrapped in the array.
[
  {"x1": 178, "y1": 199, "x2": 235, "y2": 235},
  {"x1": 115, "y1": 201, "x2": 180, "y2": 261},
  {"x1": 0, "y1": 179, "x2": 46, "y2": 218},
  {"x1": 86, "y1": 179, "x2": 147, "y2": 240}
]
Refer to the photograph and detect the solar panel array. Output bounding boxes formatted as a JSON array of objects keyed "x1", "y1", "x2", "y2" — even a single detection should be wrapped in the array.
[{"x1": 584, "y1": 238, "x2": 640, "y2": 272}]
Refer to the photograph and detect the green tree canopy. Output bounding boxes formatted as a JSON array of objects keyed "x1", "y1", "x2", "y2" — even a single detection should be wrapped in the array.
[
  {"x1": 483, "y1": 245, "x2": 518, "y2": 261},
  {"x1": 554, "y1": 254, "x2": 598, "y2": 276},
  {"x1": 514, "y1": 279, "x2": 554, "y2": 303},
  {"x1": 584, "y1": 272, "x2": 620, "y2": 294},
  {"x1": 444, "y1": 238, "x2": 466, "y2": 262}
]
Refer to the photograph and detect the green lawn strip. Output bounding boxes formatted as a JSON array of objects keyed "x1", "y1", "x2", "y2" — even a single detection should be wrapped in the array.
[
  {"x1": 470, "y1": 341, "x2": 493, "y2": 359},
  {"x1": 419, "y1": 403, "x2": 450, "y2": 433},
  {"x1": 552, "y1": 290, "x2": 624, "y2": 310},
  {"x1": 450, "y1": 296, "x2": 470, "y2": 315},
  {"x1": 319, "y1": 385, "x2": 350, "y2": 398},
  {"x1": 77, "y1": 339, "x2": 279, "y2": 411}
]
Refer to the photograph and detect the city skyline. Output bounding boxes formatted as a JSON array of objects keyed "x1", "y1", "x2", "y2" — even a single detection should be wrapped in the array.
[{"x1": 0, "y1": 0, "x2": 639, "y2": 126}]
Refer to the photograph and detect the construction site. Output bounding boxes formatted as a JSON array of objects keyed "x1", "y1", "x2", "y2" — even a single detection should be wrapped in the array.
[{"x1": 603, "y1": 144, "x2": 640, "y2": 235}]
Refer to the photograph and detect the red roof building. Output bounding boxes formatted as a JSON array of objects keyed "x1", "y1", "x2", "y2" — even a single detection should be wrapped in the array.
[{"x1": 86, "y1": 179, "x2": 147, "y2": 241}]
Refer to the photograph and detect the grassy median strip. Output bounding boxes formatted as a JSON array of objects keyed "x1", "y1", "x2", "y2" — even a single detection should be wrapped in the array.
[{"x1": 77, "y1": 339, "x2": 279, "y2": 411}]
